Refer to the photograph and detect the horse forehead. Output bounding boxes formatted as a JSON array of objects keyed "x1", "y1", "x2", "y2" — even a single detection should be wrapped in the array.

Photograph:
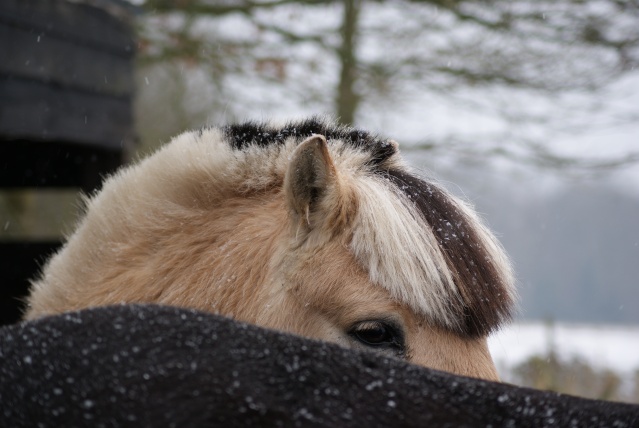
[{"x1": 285, "y1": 240, "x2": 426, "y2": 322}]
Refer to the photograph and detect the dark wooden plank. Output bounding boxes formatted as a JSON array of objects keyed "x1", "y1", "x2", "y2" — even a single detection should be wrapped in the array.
[
  {"x1": 0, "y1": 23, "x2": 134, "y2": 96},
  {"x1": 0, "y1": 140, "x2": 123, "y2": 189},
  {"x1": 0, "y1": 0, "x2": 135, "y2": 55},
  {"x1": 0, "y1": 241, "x2": 61, "y2": 326},
  {"x1": 0, "y1": 77, "x2": 134, "y2": 149}
]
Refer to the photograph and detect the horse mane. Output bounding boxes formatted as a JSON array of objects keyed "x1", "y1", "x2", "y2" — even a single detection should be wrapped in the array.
[
  {"x1": 222, "y1": 117, "x2": 396, "y2": 166},
  {"x1": 204, "y1": 117, "x2": 515, "y2": 337}
]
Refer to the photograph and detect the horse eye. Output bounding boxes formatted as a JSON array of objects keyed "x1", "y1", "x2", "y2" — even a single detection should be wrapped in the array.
[{"x1": 349, "y1": 320, "x2": 400, "y2": 348}]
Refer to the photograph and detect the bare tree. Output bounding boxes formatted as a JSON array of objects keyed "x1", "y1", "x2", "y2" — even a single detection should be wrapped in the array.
[{"x1": 136, "y1": 0, "x2": 639, "y2": 170}]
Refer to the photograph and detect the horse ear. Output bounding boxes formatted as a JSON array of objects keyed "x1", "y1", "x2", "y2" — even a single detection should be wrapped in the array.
[{"x1": 285, "y1": 134, "x2": 337, "y2": 226}]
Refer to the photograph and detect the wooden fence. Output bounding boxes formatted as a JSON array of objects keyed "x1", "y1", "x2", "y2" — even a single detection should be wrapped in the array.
[{"x1": 0, "y1": 0, "x2": 135, "y2": 325}]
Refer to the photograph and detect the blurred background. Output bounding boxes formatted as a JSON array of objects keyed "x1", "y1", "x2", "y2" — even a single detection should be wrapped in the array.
[{"x1": 1, "y1": 0, "x2": 638, "y2": 403}]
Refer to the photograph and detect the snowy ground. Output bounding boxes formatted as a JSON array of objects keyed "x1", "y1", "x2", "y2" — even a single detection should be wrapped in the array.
[{"x1": 489, "y1": 321, "x2": 639, "y2": 381}]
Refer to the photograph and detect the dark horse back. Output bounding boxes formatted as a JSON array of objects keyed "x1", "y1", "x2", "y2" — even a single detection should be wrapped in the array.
[{"x1": 1, "y1": 304, "x2": 636, "y2": 427}]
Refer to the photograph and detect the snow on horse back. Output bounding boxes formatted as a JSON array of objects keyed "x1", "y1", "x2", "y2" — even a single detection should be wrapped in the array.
[{"x1": 25, "y1": 118, "x2": 516, "y2": 380}]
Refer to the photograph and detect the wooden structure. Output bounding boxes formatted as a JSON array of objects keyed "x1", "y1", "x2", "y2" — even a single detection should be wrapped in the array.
[{"x1": 0, "y1": 0, "x2": 136, "y2": 325}]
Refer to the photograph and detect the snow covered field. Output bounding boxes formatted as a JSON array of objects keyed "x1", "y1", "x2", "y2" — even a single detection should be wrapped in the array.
[{"x1": 489, "y1": 321, "x2": 639, "y2": 380}]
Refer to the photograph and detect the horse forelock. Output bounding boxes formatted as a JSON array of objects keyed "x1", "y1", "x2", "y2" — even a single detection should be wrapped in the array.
[{"x1": 351, "y1": 168, "x2": 516, "y2": 338}]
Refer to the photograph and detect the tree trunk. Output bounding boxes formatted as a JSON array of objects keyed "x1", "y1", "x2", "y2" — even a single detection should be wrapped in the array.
[{"x1": 336, "y1": 0, "x2": 360, "y2": 126}]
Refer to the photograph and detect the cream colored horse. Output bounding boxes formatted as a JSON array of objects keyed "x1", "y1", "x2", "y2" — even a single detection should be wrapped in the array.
[{"x1": 25, "y1": 119, "x2": 515, "y2": 380}]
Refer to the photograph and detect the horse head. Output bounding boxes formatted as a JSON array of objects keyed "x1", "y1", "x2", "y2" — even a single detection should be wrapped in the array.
[{"x1": 25, "y1": 118, "x2": 516, "y2": 380}]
